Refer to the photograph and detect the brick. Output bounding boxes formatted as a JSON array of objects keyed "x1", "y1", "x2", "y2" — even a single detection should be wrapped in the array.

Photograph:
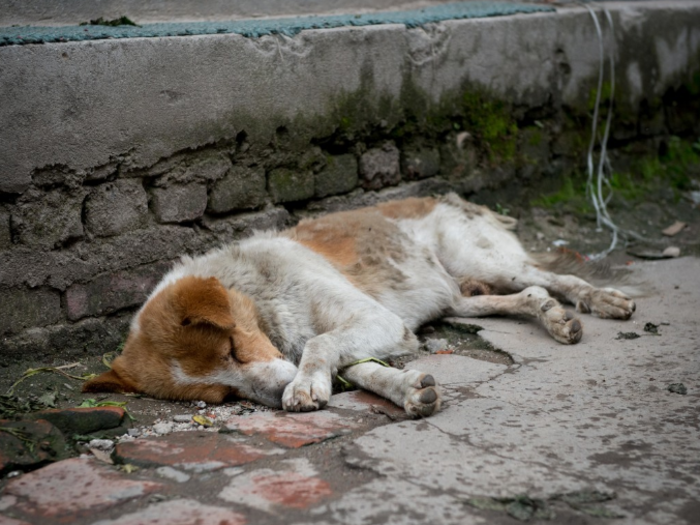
[
  {"x1": 0, "y1": 313, "x2": 131, "y2": 366},
  {"x1": 202, "y1": 206, "x2": 289, "y2": 240},
  {"x1": 223, "y1": 411, "x2": 357, "y2": 448},
  {"x1": 401, "y1": 148, "x2": 440, "y2": 180},
  {"x1": 0, "y1": 225, "x2": 209, "y2": 291},
  {"x1": 359, "y1": 142, "x2": 401, "y2": 190},
  {"x1": 0, "y1": 515, "x2": 32, "y2": 525},
  {"x1": 26, "y1": 407, "x2": 128, "y2": 438},
  {"x1": 89, "y1": 499, "x2": 246, "y2": 525},
  {"x1": 0, "y1": 287, "x2": 61, "y2": 337},
  {"x1": 219, "y1": 458, "x2": 331, "y2": 512},
  {"x1": 439, "y1": 137, "x2": 478, "y2": 182},
  {"x1": 151, "y1": 183, "x2": 207, "y2": 223},
  {"x1": 327, "y1": 390, "x2": 405, "y2": 418},
  {"x1": 0, "y1": 209, "x2": 12, "y2": 251},
  {"x1": 150, "y1": 151, "x2": 232, "y2": 185},
  {"x1": 268, "y1": 168, "x2": 314, "y2": 203},
  {"x1": 183, "y1": 151, "x2": 233, "y2": 183},
  {"x1": 115, "y1": 432, "x2": 268, "y2": 472},
  {"x1": 314, "y1": 154, "x2": 358, "y2": 198},
  {"x1": 11, "y1": 188, "x2": 86, "y2": 248},
  {"x1": 85, "y1": 179, "x2": 149, "y2": 237},
  {"x1": 4, "y1": 457, "x2": 161, "y2": 522},
  {"x1": 518, "y1": 127, "x2": 550, "y2": 180},
  {"x1": 0, "y1": 419, "x2": 70, "y2": 476},
  {"x1": 208, "y1": 165, "x2": 267, "y2": 213},
  {"x1": 31, "y1": 165, "x2": 85, "y2": 190},
  {"x1": 65, "y1": 261, "x2": 171, "y2": 321}
]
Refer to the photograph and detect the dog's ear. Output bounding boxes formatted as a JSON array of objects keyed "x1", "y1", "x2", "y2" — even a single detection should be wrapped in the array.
[
  {"x1": 175, "y1": 276, "x2": 236, "y2": 330},
  {"x1": 82, "y1": 367, "x2": 137, "y2": 394}
]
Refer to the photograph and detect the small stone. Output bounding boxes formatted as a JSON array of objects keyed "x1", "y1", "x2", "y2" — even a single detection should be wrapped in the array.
[
  {"x1": 662, "y1": 246, "x2": 681, "y2": 258},
  {"x1": 661, "y1": 221, "x2": 686, "y2": 236},
  {"x1": 128, "y1": 428, "x2": 142, "y2": 437},
  {"x1": 173, "y1": 415, "x2": 193, "y2": 423},
  {"x1": 425, "y1": 339, "x2": 449, "y2": 354},
  {"x1": 195, "y1": 401, "x2": 207, "y2": 409},
  {"x1": 156, "y1": 466, "x2": 191, "y2": 483},
  {"x1": 153, "y1": 422, "x2": 173, "y2": 435},
  {"x1": 88, "y1": 439, "x2": 114, "y2": 451}
]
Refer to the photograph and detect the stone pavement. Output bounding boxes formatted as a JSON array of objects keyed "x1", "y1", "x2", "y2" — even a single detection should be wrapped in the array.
[{"x1": 1, "y1": 256, "x2": 698, "y2": 525}]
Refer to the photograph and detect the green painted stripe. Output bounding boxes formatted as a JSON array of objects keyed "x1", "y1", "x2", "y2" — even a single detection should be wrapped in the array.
[{"x1": 1, "y1": 1, "x2": 553, "y2": 46}]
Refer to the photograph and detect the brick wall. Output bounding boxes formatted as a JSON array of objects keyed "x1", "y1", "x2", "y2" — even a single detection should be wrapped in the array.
[{"x1": 0, "y1": 91, "x2": 697, "y2": 365}]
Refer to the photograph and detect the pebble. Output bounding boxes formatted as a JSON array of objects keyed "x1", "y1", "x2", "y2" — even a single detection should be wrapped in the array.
[
  {"x1": 88, "y1": 439, "x2": 114, "y2": 451},
  {"x1": 153, "y1": 422, "x2": 174, "y2": 435},
  {"x1": 195, "y1": 401, "x2": 207, "y2": 409},
  {"x1": 156, "y1": 466, "x2": 191, "y2": 483},
  {"x1": 662, "y1": 246, "x2": 681, "y2": 258},
  {"x1": 127, "y1": 428, "x2": 142, "y2": 437},
  {"x1": 173, "y1": 414, "x2": 193, "y2": 423},
  {"x1": 425, "y1": 338, "x2": 449, "y2": 354}
]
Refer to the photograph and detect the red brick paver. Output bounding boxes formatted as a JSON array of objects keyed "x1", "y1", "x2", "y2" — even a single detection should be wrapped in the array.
[
  {"x1": 4, "y1": 457, "x2": 161, "y2": 523},
  {"x1": 0, "y1": 514, "x2": 32, "y2": 525},
  {"x1": 115, "y1": 432, "x2": 269, "y2": 472},
  {"x1": 224, "y1": 410, "x2": 358, "y2": 448},
  {"x1": 219, "y1": 458, "x2": 332, "y2": 513},
  {"x1": 89, "y1": 499, "x2": 246, "y2": 525}
]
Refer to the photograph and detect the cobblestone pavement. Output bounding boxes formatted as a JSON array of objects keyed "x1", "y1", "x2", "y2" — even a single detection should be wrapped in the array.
[{"x1": 1, "y1": 257, "x2": 698, "y2": 525}]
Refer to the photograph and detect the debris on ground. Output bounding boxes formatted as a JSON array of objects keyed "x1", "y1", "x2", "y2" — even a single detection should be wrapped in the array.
[
  {"x1": 662, "y1": 246, "x2": 681, "y2": 258},
  {"x1": 667, "y1": 383, "x2": 688, "y2": 395},
  {"x1": 662, "y1": 221, "x2": 687, "y2": 236},
  {"x1": 465, "y1": 490, "x2": 623, "y2": 521},
  {"x1": 616, "y1": 332, "x2": 640, "y2": 340},
  {"x1": 643, "y1": 322, "x2": 661, "y2": 335},
  {"x1": 425, "y1": 338, "x2": 450, "y2": 354}
]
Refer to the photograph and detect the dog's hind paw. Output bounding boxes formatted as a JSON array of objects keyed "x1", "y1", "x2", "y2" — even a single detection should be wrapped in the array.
[
  {"x1": 282, "y1": 372, "x2": 332, "y2": 412},
  {"x1": 577, "y1": 288, "x2": 636, "y2": 320},
  {"x1": 404, "y1": 374, "x2": 442, "y2": 418}
]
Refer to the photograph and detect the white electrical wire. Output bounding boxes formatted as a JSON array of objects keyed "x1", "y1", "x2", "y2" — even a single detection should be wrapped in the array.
[{"x1": 582, "y1": 2, "x2": 620, "y2": 260}]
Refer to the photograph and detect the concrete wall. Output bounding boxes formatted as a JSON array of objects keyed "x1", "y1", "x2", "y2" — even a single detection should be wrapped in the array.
[{"x1": 0, "y1": 2, "x2": 699, "y2": 363}]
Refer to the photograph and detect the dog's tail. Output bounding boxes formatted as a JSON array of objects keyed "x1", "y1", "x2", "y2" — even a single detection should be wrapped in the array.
[{"x1": 531, "y1": 249, "x2": 651, "y2": 297}]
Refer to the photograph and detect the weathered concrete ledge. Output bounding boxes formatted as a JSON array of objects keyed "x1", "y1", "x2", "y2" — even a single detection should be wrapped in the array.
[
  {"x1": 0, "y1": 0, "x2": 458, "y2": 26},
  {"x1": 0, "y1": 1, "x2": 698, "y2": 362}
]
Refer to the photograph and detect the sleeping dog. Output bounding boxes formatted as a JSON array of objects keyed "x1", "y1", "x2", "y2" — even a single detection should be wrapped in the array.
[{"x1": 83, "y1": 194, "x2": 636, "y2": 417}]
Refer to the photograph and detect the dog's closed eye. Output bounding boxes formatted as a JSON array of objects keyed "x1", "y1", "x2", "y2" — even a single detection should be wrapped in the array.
[{"x1": 228, "y1": 336, "x2": 240, "y2": 363}]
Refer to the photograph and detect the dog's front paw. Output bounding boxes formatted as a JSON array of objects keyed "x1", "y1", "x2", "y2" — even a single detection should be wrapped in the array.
[
  {"x1": 404, "y1": 374, "x2": 442, "y2": 418},
  {"x1": 282, "y1": 372, "x2": 332, "y2": 412}
]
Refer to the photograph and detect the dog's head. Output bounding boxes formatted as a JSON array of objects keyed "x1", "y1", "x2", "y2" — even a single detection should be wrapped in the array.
[{"x1": 82, "y1": 276, "x2": 298, "y2": 408}]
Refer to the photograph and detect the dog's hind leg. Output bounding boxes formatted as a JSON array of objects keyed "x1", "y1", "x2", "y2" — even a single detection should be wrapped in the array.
[
  {"x1": 449, "y1": 286, "x2": 583, "y2": 344},
  {"x1": 341, "y1": 362, "x2": 441, "y2": 418},
  {"x1": 510, "y1": 264, "x2": 636, "y2": 320}
]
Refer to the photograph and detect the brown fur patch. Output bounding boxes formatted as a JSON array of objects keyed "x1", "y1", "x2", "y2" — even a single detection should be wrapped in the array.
[
  {"x1": 287, "y1": 208, "x2": 410, "y2": 297},
  {"x1": 459, "y1": 279, "x2": 493, "y2": 297},
  {"x1": 376, "y1": 197, "x2": 437, "y2": 219},
  {"x1": 83, "y1": 276, "x2": 284, "y2": 404}
]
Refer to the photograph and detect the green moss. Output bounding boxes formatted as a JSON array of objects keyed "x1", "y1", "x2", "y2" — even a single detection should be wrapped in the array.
[
  {"x1": 533, "y1": 136, "x2": 700, "y2": 211},
  {"x1": 460, "y1": 90, "x2": 518, "y2": 161}
]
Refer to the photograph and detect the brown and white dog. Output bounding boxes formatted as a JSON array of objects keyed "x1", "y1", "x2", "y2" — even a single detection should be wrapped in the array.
[{"x1": 83, "y1": 194, "x2": 636, "y2": 417}]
